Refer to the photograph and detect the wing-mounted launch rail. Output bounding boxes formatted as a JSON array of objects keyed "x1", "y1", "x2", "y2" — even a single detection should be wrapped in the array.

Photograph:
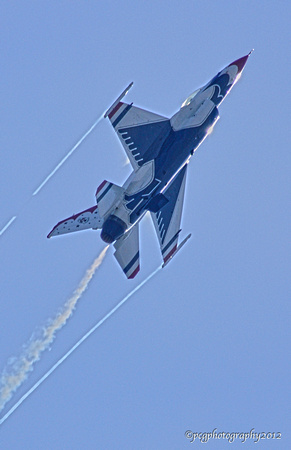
[
  {"x1": 162, "y1": 233, "x2": 192, "y2": 268},
  {"x1": 104, "y1": 82, "x2": 134, "y2": 118}
]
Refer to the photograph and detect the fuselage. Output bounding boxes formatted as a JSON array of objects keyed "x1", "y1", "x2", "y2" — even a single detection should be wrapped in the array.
[
  {"x1": 47, "y1": 53, "x2": 251, "y2": 255},
  {"x1": 100, "y1": 54, "x2": 250, "y2": 243},
  {"x1": 123, "y1": 103, "x2": 219, "y2": 224}
]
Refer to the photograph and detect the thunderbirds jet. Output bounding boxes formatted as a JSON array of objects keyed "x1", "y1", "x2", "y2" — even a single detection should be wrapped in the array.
[{"x1": 48, "y1": 53, "x2": 252, "y2": 278}]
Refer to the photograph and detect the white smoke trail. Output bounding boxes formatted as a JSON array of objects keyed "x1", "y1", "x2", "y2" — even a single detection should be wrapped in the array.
[
  {"x1": 0, "y1": 265, "x2": 161, "y2": 426},
  {"x1": 33, "y1": 114, "x2": 104, "y2": 196},
  {"x1": 0, "y1": 246, "x2": 108, "y2": 412}
]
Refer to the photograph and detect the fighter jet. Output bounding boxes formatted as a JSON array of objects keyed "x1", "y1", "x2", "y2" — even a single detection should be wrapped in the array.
[{"x1": 48, "y1": 52, "x2": 252, "y2": 278}]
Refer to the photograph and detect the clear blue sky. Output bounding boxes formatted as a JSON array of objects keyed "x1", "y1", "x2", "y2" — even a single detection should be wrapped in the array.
[{"x1": 1, "y1": 1, "x2": 290, "y2": 449}]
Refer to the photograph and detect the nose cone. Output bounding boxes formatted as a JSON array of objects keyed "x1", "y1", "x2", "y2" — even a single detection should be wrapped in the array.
[{"x1": 230, "y1": 50, "x2": 253, "y2": 74}]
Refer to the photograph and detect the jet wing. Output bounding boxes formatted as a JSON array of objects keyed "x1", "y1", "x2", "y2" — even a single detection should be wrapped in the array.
[
  {"x1": 113, "y1": 223, "x2": 140, "y2": 279},
  {"x1": 106, "y1": 101, "x2": 170, "y2": 171},
  {"x1": 151, "y1": 165, "x2": 187, "y2": 264}
]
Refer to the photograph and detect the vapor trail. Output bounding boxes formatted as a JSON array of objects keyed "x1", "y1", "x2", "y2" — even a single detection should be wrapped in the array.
[
  {"x1": 32, "y1": 114, "x2": 103, "y2": 196},
  {"x1": 1, "y1": 114, "x2": 104, "y2": 238},
  {"x1": 0, "y1": 216, "x2": 17, "y2": 236},
  {"x1": 0, "y1": 246, "x2": 108, "y2": 413},
  {"x1": 0, "y1": 265, "x2": 161, "y2": 426}
]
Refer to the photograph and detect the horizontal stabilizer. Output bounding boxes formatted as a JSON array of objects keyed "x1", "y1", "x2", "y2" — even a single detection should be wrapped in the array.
[
  {"x1": 114, "y1": 224, "x2": 140, "y2": 279},
  {"x1": 151, "y1": 165, "x2": 187, "y2": 264},
  {"x1": 47, "y1": 206, "x2": 103, "y2": 238},
  {"x1": 96, "y1": 180, "x2": 125, "y2": 218}
]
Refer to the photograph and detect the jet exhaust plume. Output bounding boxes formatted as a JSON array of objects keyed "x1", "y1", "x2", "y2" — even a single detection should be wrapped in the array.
[
  {"x1": 0, "y1": 264, "x2": 161, "y2": 426},
  {"x1": 0, "y1": 246, "x2": 108, "y2": 413},
  {"x1": 33, "y1": 114, "x2": 103, "y2": 196}
]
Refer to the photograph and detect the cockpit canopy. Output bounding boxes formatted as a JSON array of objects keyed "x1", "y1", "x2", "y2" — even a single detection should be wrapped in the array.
[{"x1": 181, "y1": 88, "x2": 201, "y2": 108}]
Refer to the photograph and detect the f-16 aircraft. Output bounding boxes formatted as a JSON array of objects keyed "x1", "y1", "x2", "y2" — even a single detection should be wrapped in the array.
[{"x1": 48, "y1": 52, "x2": 252, "y2": 278}]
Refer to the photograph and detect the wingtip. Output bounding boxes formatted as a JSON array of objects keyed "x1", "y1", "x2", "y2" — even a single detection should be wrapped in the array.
[
  {"x1": 47, "y1": 226, "x2": 57, "y2": 239},
  {"x1": 104, "y1": 82, "x2": 134, "y2": 118},
  {"x1": 127, "y1": 81, "x2": 134, "y2": 90}
]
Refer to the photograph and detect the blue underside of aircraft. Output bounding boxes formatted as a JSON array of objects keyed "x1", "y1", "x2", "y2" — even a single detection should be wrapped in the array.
[
  {"x1": 122, "y1": 104, "x2": 219, "y2": 224},
  {"x1": 48, "y1": 52, "x2": 252, "y2": 278}
]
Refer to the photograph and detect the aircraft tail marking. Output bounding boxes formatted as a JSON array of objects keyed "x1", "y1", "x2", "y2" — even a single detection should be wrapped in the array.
[{"x1": 95, "y1": 180, "x2": 124, "y2": 218}]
